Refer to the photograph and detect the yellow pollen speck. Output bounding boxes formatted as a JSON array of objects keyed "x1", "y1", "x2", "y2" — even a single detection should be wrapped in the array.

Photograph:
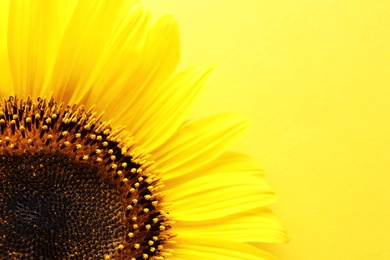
[
  {"x1": 121, "y1": 162, "x2": 127, "y2": 168},
  {"x1": 150, "y1": 247, "x2": 155, "y2": 252},
  {"x1": 152, "y1": 236, "x2": 158, "y2": 241},
  {"x1": 42, "y1": 125, "x2": 48, "y2": 131},
  {"x1": 104, "y1": 255, "x2": 111, "y2": 260},
  {"x1": 132, "y1": 216, "x2": 137, "y2": 222},
  {"x1": 75, "y1": 144, "x2": 82, "y2": 149},
  {"x1": 61, "y1": 131, "x2": 68, "y2": 136},
  {"x1": 111, "y1": 164, "x2": 117, "y2": 169},
  {"x1": 108, "y1": 149, "x2": 113, "y2": 154},
  {"x1": 134, "y1": 244, "x2": 140, "y2": 249},
  {"x1": 75, "y1": 133, "x2": 81, "y2": 138},
  {"x1": 118, "y1": 244, "x2": 124, "y2": 250},
  {"x1": 26, "y1": 117, "x2": 31, "y2": 123},
  {"x1": 64, "y1": 141, "x2": 70, "y2": 146},
  {"x1": 153, "y1": 218, "x2": 158, "y2": 224},
  {"x1": 143, "y1": 254, "x2": 148, "y2": 259},
  {"x1": 134, "y1": 183, "x2": 139, "y2": 188},
  {"x1": 143, "y1": 208, "x2": 149, "y2": 213},
  {"x1": 47, "y1": 134, "x2": 53, "y2": 139},
  {"x1": 138, "y1": 177, "x2": 144, "y2": 182},
  {"x1": 45, "y1": 117, "x2": 51, "y2": 124},
  {"x1": 102, "y1": 141, "x2": 108, "y2": 147},
  {"x1": 159, "y1": 225, "x2": 165, "y2": 231},
  {"x1": 133, "y1": 224, "x2": 139, "y2": 229},
  {"x1": 145, "y1": 224, "x2": 151, "y2": 230},
  {"x1": 110, "y1": 155, "x2": 116, "y2": 161},
  {"x1": 82, "y1": 155, "x2": 88, "y2": 160},
  {"x1": 96, "y1": 135, "x2": 102, "y2": 141}
]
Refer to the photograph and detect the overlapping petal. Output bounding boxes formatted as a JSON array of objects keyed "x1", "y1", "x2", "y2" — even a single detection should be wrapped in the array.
[
  {"x1": 153, "y1": 114, "x2": 250, "y2": 181},
  {"x1": 175, "y1": 208, "x2": 288, "y2": 243},
  {"x1": 7, "y1": 0, "x2": 78, "y2": 98},
  {"x1": 128, "y1": 65, "x2": 215, "y2": 152},
  {"x1": 173, "y1": 236, "x2": 278, "y2": 260},
  {"x1": 47, "y1": 0, "x2": 141, "y2": 104},
  {"x1": 0, "y1": 0, "x2": 12, "y2": 96},
  {"x1": 164, "y1": 152, "x2": 276, "y2": 221},
  {"x1": 91, "y1": 14, "x2": 182, "y2": 138}
]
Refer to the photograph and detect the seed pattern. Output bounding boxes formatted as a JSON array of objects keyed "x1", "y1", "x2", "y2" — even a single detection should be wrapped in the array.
[{"x1": 0, "y1": 96, "x2": 173, "y2": 260}]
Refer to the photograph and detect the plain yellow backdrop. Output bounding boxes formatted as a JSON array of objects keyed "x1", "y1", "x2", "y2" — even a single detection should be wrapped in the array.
[{"x1": 143, "y1": 1, "x2": 390, "y2": 259}]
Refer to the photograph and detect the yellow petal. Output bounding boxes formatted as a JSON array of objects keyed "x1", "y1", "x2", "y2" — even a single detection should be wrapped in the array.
[
  {"x1": 80, "y1": 4, "x2": 150, "y2": 109},
  {"x1": 175, "y1": 208, "x2": 288, "y2": 243},
  {"x1": 0, "y1": 0, "x2": 12, "y2": 95},
  {"x1": 165, "y1": 170, "x2": 275, "y2": 221},
  {"x1": 173, "y1": 236, "x2": 278, "y2": 260},
  {"x1": 128, "y1": 65, "x2": 215, "y2": 152},
  {"x1": 7, "y1": 0, "x2": 78, "y2": 97},
  {"x1": 88, "y1": 14, "x2": 179, "y2": 122},
  {"x1": 117, "y1": 14, "x2": 181, "y2": 111},
  {"x1": 153, "y1": 113, "x2": 249, "y2": 180},
  {"x1": 48, "y1": 0, "x2": 140, "y2": 104}
]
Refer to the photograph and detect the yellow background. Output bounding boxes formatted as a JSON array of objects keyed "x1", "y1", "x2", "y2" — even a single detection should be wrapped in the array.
[{"x1": 143, "y1": 1, "x2": 390, "y2": 259}]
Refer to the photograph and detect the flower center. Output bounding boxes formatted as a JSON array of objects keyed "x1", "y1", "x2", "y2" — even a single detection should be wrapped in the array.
[
  {"x1": 0, "y1": 96, "x2": 172, "y2": 260},
  {"x1": 0, "y1": 152, "x2": 125, "y2": 259}
]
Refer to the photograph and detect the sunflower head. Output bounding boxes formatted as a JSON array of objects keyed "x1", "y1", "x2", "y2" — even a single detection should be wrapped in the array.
[{"x1": 0, "y1": 1, "x2": 287, "y2": 259}]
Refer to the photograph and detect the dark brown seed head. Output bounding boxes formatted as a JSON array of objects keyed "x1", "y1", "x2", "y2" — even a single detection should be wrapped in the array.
[{"x1": 0, "y1": 96, "x2": 173, "y2": 260}]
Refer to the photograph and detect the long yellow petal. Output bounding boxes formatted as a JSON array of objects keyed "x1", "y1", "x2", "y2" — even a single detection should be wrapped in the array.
[
  {"x1": 173, "y1": 236, "x2": 278, "y2": 260},
  {"x1": 80, "y1": 4, "x2": 150, "y2": 109},
  {"x1": 102, "y1": 14, "x2": 180, "y2": 125},
  {"x1": 7, "y1": 0, "x2": 78, "y2": 98},
  {"x1": 48, "y1": 0, "x2": 139, "y2": 104},
  {"x1": 165, "y1": 169, "x2": 275, "y2": 221},
  {"x1": 0, "y1": 0, "x2": 12, "y2": 95},
  {"x1": 175, "y1": 208, "x2": 288, "y2": 243},
  {"x1": 153, "y1": 113, "x2": 249, "y2": 180},
  {"x1": 127, "y1": 65, "x2": 215, "y2": 152}
]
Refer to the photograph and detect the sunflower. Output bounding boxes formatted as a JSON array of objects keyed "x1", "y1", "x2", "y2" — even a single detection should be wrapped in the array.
[{"x1": 0, "y1": 1, "x2": 287, "y2": 259}]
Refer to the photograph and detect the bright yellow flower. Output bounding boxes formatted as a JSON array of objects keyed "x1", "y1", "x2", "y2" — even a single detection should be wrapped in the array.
[{"x1": 0, "y1": 1, "x2": 287, "y2": 259}]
